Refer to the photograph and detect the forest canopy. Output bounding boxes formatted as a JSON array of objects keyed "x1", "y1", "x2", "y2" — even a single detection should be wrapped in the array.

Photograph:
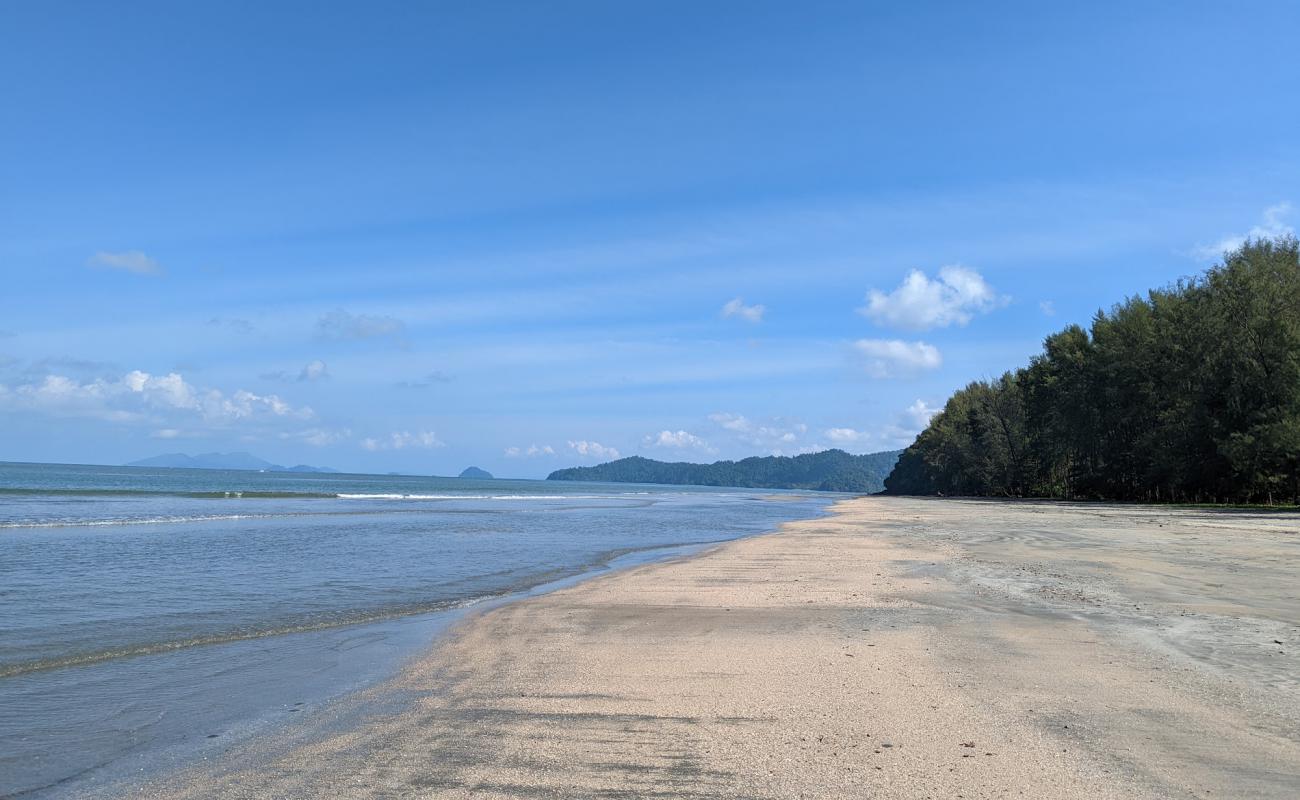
[
  {"x1": 549, "y1": 449, "x2": 901, "y2": 493},
  {"x1": 884, "y1": 237, "x2": 1300, "y2": 505}
]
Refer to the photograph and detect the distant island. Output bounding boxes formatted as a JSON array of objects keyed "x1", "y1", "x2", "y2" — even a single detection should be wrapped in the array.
[
  {"x1": 547, "y1": 449, "x2": 901, "y2": 493},
  {"x1": 458, "y1": 466, "x2": 494, "y2": 479},
  {"x1": 126, "y1": 452, "x2": 338, "y2": 473}
]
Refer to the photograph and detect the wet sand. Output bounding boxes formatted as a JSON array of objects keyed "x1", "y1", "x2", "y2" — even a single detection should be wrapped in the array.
[{"x1": 130, "y1": 497, "x2": 1299, "y2": 799}]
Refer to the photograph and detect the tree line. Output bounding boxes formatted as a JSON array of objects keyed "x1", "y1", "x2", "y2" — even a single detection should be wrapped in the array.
[
  {"x1": 549, "y1": 449, "x2": 901, "y2": 493},
  {"x1": 884, "y1": 237, "x2": 1300, "y2": 505}
]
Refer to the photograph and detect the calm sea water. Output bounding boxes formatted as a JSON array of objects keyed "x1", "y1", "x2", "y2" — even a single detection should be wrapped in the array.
[{"x1": 0, "y1": 462, "x2": 832, "y2": 797}]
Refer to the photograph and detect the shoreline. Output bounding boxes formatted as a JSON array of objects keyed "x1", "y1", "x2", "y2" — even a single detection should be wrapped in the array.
[
  {"x1": 31, "y1": 496, "x2": 834, "y2": 800},
  {"x1": 129, "y1": 496, "x2": 1298, "y2": 798}
]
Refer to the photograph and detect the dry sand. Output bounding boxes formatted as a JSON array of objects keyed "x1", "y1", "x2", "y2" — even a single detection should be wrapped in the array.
[{"x1": 131, "y1": 497, "x2": 1299, "y2": 799}]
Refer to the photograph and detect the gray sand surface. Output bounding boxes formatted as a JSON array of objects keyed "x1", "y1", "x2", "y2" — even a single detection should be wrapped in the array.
[{"x1": 126, "y1": 497, "x2": 1299, "y2": 798}]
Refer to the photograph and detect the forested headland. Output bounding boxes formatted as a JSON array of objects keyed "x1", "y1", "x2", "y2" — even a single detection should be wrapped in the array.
[
  {"x1": 549, "y1": 448, "x2": 901, "y2": 493},
  {"x1": 884, "y1": 237, "x2": 1300, "y2": 505}
]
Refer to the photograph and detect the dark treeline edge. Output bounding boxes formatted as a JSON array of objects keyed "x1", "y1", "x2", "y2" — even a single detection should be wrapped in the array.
[{"x1": 884, "y1": 237, "x2": 1300, "y2": 505}]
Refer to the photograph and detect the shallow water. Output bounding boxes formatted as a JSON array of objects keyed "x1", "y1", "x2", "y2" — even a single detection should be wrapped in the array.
[{"x1": 0, "y1": 462, "x2": 832, "y2": 797}]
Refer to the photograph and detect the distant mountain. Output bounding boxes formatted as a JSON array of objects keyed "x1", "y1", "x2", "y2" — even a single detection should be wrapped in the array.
[
  {"x1": 458, "y1": 466, "x2": 494, "y2": 479},
  {"x1": 125, "y1": 452, "x2": 338, "y2": 473},
  {"x1": 547, "y1": 449, "x2": 902, "y2": 493}
]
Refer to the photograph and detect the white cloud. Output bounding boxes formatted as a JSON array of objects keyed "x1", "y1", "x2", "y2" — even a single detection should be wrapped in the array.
[
  {"x1": 287, "y1": 427, "x2": 352, "y2": 447},
  {"x1": 720, "y1": 297, "x2": 765, "y2": 323},
  {"x1": 0, "y1": 370, "x2": 313, "y2": 425},
  {"x1": 825, "y1": 427, "x2": 871, "y2": 444},
  {"x1": 360, "y1": 430, "x2": 444, "y2": 451},
  {"x1": 299, "y1": 360, "x2": 329, "y2": 381},
  {"x1": 707, "y1": 412, "x2": 810, "y2": 453},
  {"x1": 643, "y1": 429, "x2": 716, "y2": 454},
  {"x1": 1194, "y1": 203, "x2": 1295, "y2": 260},
  {"x1": 877, "y1": 399, "x2": 944, "y2": 448},
  {"x1": 1039, "y1": 300, "x2": 1056, "y2": 316},
  {"x1": 860, "y1": 265, "x2": 1006, "y2": 331},
  {"x1": 219, "y1": 390, "x2": 303, "y2": 419},
  {"x1": 88, "y1": 250, "x2": 163, "y2": 276},
  {"x1": 567, "y1": 440, "x2": 621, "y2": 460},
  {"x1": 708, "y1": 412, "x2": 753, "y2": 432},
  {"x1": 315, "y1": 309, "x2": 406, "y2": 341},
  {"x1": 504, "y1": 443, "x2": 556, "y2": 458},
  {"x1": 905, "y1": 399, "x2": 941, "y2": 428},
  {"x1": 853, "y1": 339, "x2": 942, "y2": 378},
  {"x1": 151, "y1": 428, "x2": 182, "y2": 439}
]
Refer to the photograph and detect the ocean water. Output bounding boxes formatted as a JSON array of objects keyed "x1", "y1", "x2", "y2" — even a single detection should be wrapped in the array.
[{"x1": 0, "y1": 462, "x2": 832, "y2": 797}]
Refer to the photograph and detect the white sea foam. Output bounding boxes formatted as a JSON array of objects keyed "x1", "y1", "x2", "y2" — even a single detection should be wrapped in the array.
[{"x1": 0, "y1": 514, "x2": 267, "y2": 529}]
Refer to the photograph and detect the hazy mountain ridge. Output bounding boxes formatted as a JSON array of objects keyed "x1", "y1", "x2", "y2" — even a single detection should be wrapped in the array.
[
  {"x1": 547, "y1": 449, "x2": 901, "y2": 493},
  {"x1": 126, "y1": 452, "x2": 338, "y2": 473}
]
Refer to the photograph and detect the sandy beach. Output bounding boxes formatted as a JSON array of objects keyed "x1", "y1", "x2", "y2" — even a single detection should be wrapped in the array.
[{"x1": 133, "y1": 497, "x2": 1299, "y2": 799}]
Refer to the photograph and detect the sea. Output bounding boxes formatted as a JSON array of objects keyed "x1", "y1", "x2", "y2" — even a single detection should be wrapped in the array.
[{"x1": 0, "y1": 461, "x2": 833, "y2": 797}]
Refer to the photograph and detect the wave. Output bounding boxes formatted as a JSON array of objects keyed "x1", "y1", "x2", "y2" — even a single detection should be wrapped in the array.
[
  {"x1": 183, "y1": 491, "x2": 339, "y2": 499},
  {"x1": 0, "y1": 487, "x2": 339, "y2": 499},
  {"x1": 0, "y1": 488, "x2": 655, "y2": 501},
  {"x1": 0, "y1": 513, "x2": 277, "y2": 529},
  {"x1": 0, "y1": 496, "x2": 663, "y2": 529},
  {"x1": 337, "y1": 493, "x2": 607, "y2": 501}
]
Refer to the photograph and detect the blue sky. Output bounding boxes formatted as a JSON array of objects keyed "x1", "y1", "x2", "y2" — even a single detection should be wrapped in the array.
[{"x1": 2, "y1": 1, "x2": 1298, "y2": 476}]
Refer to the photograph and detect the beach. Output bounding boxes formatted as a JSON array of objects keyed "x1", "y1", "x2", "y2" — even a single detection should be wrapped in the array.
[
  {"x1": 0, "y1": 464, "x2": 831, "y2": 797},
  {"x1": 133, "y1": 497, "x2": 1299, "y2": 799}
]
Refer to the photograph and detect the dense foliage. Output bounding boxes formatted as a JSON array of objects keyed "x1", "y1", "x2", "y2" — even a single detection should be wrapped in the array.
[
  {"x1": 884, "y1": 238, "x2": 1300, "y2": 504},
  {"x1": 548, "y1": 448, "x2": 902, "y2": 492}
]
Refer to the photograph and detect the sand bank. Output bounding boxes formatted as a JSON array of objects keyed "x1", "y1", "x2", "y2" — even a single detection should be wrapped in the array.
[{"x1": 136, "y1": 497, "x2": 1299, "y2": 799}]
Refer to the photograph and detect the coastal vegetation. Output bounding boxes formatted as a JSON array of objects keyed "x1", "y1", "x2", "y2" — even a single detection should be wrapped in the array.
[
  {"x1": 548, "y1": 448, "x2": 901, "y2": 492},
  {"x1": 885, "y1": 237, "x2": 1300, "y2": 504}
]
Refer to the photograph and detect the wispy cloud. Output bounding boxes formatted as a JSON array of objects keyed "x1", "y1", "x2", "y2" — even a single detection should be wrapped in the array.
[
  {"x1": 24, "y1": 356, "x2": 116, "y2": 375},
  {"x1": 504, "y1": 443, "x2": 556, "y2": 458},
  {"x1": 395, "y1": 371, "x2": 453, "y2": 389},
  {"x1": 860, "y1": 265, "x2": 1006, "y2": 331},
  {"x1": 568, "y1": 440, "x2": 620, "y2": 460},
  {"x1": 283, "y1": 427, "x2": 352, "y2": 447},
  {"x1": 360, "y1": 430, "x2": 444, "y2": 451},
  {"x1": 1193, "y1": 203, "x2": 1295, "y2": 260},
  {"x1": 315, "y1": 309, "x2": 406, "y2": 342},
  {"x1": 852, "y1": 339, "x2": 942, "y2": 378},
  {"x1": 88, "y1": 250, "x2": 163, "y2": 276},
  {"x1": 1039, "y1": 300, "x2": 1056, "y2": 317},
  {"x1": 720, "y1": 297, "x2": 765, "y2": 323},
  {"x1": 299, "y1": 360, "x2": 328, "y2": 381},
  {"x1": 207, "y1": 317, "x2": 255, "y2": 334},
  {"x1": 261, "y1": 360, "x2": 330, "y2": 383}
]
